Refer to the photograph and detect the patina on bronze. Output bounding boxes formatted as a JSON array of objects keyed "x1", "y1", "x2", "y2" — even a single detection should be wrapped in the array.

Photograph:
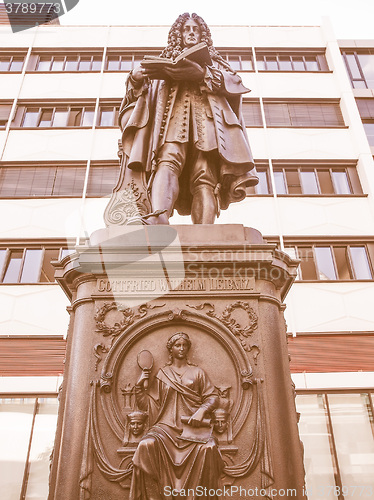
[{"x1": 104, "y1": 13, "x2": 258, "y2": 225}]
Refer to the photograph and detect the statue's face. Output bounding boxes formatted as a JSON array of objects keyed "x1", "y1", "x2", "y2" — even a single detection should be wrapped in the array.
[
  {"x1": 171, "y1": 339, "x2": 190, "y2": 360},
  {"x1": 129, "y1": 418, "x2": 145, "y2": 436},
  {"x1": 213, "y1": 413, "x2": 228, "y2": 434},
  {"x1": 182, "y1": 18, "x2": 201, "y2": 48}
]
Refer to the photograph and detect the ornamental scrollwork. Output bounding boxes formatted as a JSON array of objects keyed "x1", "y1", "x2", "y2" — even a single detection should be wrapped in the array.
[{"x1": 186, "y1": 301, "x2": 258, "y2": 351}]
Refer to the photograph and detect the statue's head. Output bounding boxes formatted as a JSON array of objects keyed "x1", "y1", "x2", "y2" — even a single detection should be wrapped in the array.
[
  {"x1": 162, "y1": 13, "x2": 214, "y2": 59},
  {"x1": 212, "y1": 408, "x2": 229, "y2": 434},
  {"x1": 166, "y1": 332, "x2": 191, "y2": 360},
  {"x1": 127, "y1": 410, "x2": 147, "y2": 436}
]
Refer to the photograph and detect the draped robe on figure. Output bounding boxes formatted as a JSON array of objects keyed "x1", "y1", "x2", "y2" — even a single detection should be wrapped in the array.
[
  {"x1": 130, "y1": 364, "x2": 223, "y2": 500},
  {"x1": 119, "y1": 61, "x2": 258, "y2": 216}
]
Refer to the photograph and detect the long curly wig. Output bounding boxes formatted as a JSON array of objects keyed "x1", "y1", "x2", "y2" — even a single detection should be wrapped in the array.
[{"x1": 160, "y1": 12, "x2": 234, "y2": 73}]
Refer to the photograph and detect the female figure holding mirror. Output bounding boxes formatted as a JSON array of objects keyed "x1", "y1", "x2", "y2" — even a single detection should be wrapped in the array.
[{"x1": 130, "y1": 332, "x2": 223, "y2": 499}]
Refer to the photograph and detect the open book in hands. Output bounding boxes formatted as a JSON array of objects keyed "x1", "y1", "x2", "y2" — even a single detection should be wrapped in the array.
[{"x1": 141, "y1": 42, "x2": 212, "y2": 74}]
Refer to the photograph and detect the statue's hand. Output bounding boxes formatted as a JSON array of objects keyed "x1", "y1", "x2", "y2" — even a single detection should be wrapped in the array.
[
  {"x1": 163, "y1": 59, "x2": 205, "y2": 82},
  {"x1": 188, "y1": 407, "x2": 206, "y2": 427},
  {"x1": 136, "y1": 369, "x2": 151, "y2": 389},
  {"x1": 132, "y1": 66, "x2": 146, "y2": 83}
]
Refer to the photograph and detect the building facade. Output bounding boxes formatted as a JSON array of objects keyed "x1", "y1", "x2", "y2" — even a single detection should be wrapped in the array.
[{"x1": 0, "y1": 18, "x2": 373, "y2": 499}]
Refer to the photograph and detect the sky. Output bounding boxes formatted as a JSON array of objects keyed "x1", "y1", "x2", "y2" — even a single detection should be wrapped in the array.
[{"x1": 55, "y1": 0, "x2": 374, "y2": 40}]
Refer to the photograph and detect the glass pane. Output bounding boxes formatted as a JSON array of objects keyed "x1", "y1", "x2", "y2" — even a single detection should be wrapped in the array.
[
  {"x1": 91, "y1": 57, "x2": 102, "y2": 71},
  {"x1": 36, "y1": 58, "x2": 51, "y2": 71},
  {"x1": 51, "y1": 57, "x2": 64, "y2": 71},
  {"x1": 2, "y1": 250, "x2": 23, "y2": 283},
  {"x1": 314, "y1": 247, "x2": 337, "y2": 280},
  {"x1": 254, "y1": 170, "x2": 270, "y2": 194},
  {"x1": 240, "y1": 56, "x2": 252, "y2": 70},
  {"x1": 23, "y1": 109, "x2": 40, "y2": 127},
  {"x1": 82, "y1": 108, "x2": 95, "y2": 126},
  {"x1": 0, "y1": 398, "x2": 36, "y2": 500},
  {"x1": 352, "y1": 80, "x2": 367, "y2": 89},
  {"x1": 86, "y1": 166, "x2": 120, "y2": 197},
  {"x1": 333, "y1": 247, "x2": 352, "y2": 280},
  {"x1": 265, "y1": 56, "x2": 278, "y2": 70},
  {"x1": 256, "y1": 56, "x2": 266, "y2": 71},
  {"x1": 296, "y1": 394, "x2": 336, "y2": 499},
  {"x1": 53, "y1": 167, "x2": 86, "y2": 196},
  {"x1": 228, "y1": 56, "x2": 241, "y2": 71},
  {"x1": 331, "y1": 171, "x2": 351, "y2": 194},
  {"x1": 107, "y1": 56, "x2": 120, "y2": 70},
  {"x1": 20, "y1": 249, "x2": 43, "y2": 283},
  {"x1": 78, "y1": 57, "x2": 91, "y2": 71},
  {"x1": 298, "y1": 246, "x2": 318, "y2": 280},
  {"x1": 65, "y1": 57, "x2": 78, "y2": 71},
  {"x1": 292, "y1": 56, "x2": 305, "y2": 71},
  {"x1": 350, "y1": 246, "x2": 372, "y2": 279},
  {"x1": 0, "y1": 59, "x2": 10, "y2": 71},
  {"x1": 38, "y1": 109, "x2": 53, "y2": 127},
  {"x1": 119, "y1": 56, "x2": 133, "y2": 71},
  {"x1": 363, "y1": 123, "x2": 374, "y2": 146},
  {"x1": 305, "y1": 56, "x2": 319, "y2": 71},
  {"x1": 279, "y1": 56, "x2": 292, "y2": 71},
  {"x1": 346, "y1": 54, "x2": 362, "y2": 79},
  {"x1": 358, "y1": 54, "x2": 374, "y2": 89},
  {"x1": 273, "y1": 171, "x2": 287, "y2": 194},
  {"x1": 300, "y1": 171, "x2": 319, "y2": 194},
  {"x1": 10, "y1": 58, "x2": 24, "y2": 71},
  {"x1": 39, "y1": 249, "x2": 59, "y2": 282},
  {"x1": 52, "y1": 110, "x2": 68, "y2": 127},
  {"x1": 24, "y1": 399, "x2": 59, "y2": 500},
  {"x1": 328, "y1": 393, "x2": 374, "y2": 495},
  {"x1": 99, "y1": 108, "x2": 114, "y2": 126}
]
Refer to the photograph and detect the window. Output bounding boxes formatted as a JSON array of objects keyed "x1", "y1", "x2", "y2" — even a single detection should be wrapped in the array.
[
  {"x1": 356, "y1": 98, "x2": 374, "y2": 147},
  {"x1": 97, "y1": 105, "x2": 119, "y2": 127},
  {"x1": 0, "y1": 246, "x2": 70, "y2": 283},
  {"x1": 272, "y1": 166, "x2": 360, "y2": 195},
  {"x1": 34, "y1": 54, "x2": 102, "y2": 72},
  {"x1": 0, "y1": 55, "x2": 25, "y2": 72},
  {"x1": 246, "y1": 164, "x2": 362, "y2": 196},
  {"x1": 15, "y1": 105, "x2": 96, "y2": 128},
  {"x1": 105, "y1": 51, "x2": 160, "y2": 71},
  {"x1": 219, "y1": 51, "x2": 253, "y2": 71},
  {"x1": 0, "y1": 104, "x2": 12, "y2": 129},
  {"x1": 256, "y1": 52, "x2": 328, "y2": 72},
  {"x1": 342, "y1": 50, "x2": 374, "y2": 89},
  {"x1": 242, "y1": 100, "x2": 263, "y2": 127},
  {"x1": 263, "y1": 101, "x2": 345, "y2": 127},
  {"x1": 0, "y1": 164, "x2": 120, "y2": 198},
  {"x1": 0, "y1": 396, "x2": 58, "y2": 500},
  {"x1": 296, "y1": 392, "x2": 374, "y2": 499},
  {"x1": 284, "y1": 243, "x2": 373, "y2": 281}
]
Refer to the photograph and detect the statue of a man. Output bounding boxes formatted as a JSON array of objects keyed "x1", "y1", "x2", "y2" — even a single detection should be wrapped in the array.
[{"x1": 118, "y1": 12, "x2": 258, "y2": 224}]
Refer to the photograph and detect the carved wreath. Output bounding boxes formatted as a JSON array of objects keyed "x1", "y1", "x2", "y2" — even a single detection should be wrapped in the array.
[{"x1": 187, "y1": 301, "x2": 258, "y2": 352}]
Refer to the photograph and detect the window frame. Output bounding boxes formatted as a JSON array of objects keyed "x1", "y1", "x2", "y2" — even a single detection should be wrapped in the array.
[
  {"x1": 0, "y1": 245, "x2": 71, "y2": 284},
  {"x1": 32, "y1": 52, "x2": 103, "y2": 72},
  {"x1": 282, "y1": 241, "x2": 374, "y2": 282},
  {"x1": 255, "y1": 50, "x2": 329, "y2": 72}
]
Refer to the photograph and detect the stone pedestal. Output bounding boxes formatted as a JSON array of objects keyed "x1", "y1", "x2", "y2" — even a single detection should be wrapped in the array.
[{"x1": 49, "y1": 224, "x2": 306, "y2": 500}]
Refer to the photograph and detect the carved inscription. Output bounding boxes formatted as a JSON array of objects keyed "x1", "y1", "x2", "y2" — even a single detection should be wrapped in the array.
[{"x1": 96, "y1": 277, "x2": 255, "y2": 294}]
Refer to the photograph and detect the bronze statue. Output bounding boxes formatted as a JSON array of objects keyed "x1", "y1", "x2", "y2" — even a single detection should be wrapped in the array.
[
  {"x1": 117, "y1": 12, "x2": 258, "y2": 225},
  {"x1": 129, "y1": 332, "x2": 223, "y2": 499}
]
